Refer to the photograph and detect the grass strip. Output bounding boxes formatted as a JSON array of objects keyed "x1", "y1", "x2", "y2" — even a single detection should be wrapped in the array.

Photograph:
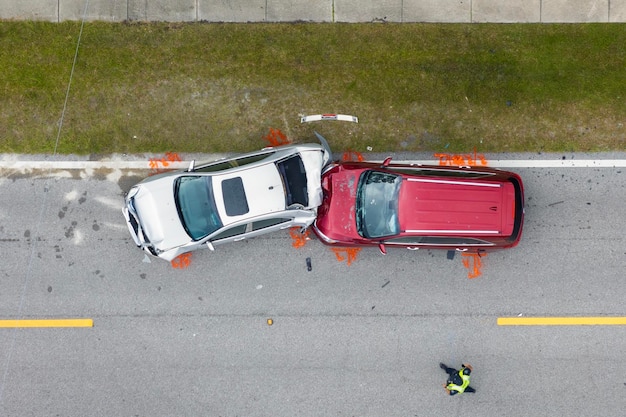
[{"x1": 0, "y1": 21, "x2": 624, "y2": 154}]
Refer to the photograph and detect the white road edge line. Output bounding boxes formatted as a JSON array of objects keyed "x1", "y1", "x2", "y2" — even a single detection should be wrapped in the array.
[{"x1": 2, "y1": 159, "x2": 626, "y2": 170}]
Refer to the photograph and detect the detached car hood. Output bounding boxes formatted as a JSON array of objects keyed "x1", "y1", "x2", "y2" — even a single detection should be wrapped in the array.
[{"x1": 129, "y1": 177, "x2": 191, "y2": 252}]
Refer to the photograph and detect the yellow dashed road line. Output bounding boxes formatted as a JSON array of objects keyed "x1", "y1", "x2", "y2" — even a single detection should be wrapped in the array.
[
  {"x1": 498, "y1": 317, "x2": 626, "y2": 326},
  {"x1": 0, "y1": 319, "x2": 93, "y2": 328}
]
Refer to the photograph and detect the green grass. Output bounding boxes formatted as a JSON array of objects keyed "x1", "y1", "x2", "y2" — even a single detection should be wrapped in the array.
[{"x1": 0, "y1": 21, "x2": 624, "y2": 154}]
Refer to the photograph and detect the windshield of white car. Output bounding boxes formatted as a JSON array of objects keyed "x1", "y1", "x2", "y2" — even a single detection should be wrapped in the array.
[
  {"x1": 276, "y1": 154, "x2": 309, "y2": 207},
  {"x1": 355, "y1": 170, "x2": 402, "y2": 239},
  {"x1": 175, "y1": 176, "x2": 223, "y2": 240}
]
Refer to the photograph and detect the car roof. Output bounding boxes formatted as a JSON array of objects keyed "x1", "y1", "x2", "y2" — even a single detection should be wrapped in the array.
[
  {"x1": 397, "y1": 175, "x2": 515, "y2": 236},
  {"x1": 212, "y1": 163, "x2": 287, "y2": 225}
]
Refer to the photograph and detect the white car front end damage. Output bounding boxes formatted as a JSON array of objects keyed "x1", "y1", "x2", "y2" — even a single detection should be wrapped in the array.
[{"x1": 123, "y1": 177, "x2": 191, "y2": 259}]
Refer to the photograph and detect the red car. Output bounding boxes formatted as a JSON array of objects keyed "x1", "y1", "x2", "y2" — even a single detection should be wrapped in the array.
[{"x1": 312, "y1": 159, "x2": 524, "y2": 254}]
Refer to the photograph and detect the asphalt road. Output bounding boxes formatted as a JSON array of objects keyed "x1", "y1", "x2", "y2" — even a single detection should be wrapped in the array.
[{"x1": 0, "y1": 159, "x2": 625, "y2": 416}]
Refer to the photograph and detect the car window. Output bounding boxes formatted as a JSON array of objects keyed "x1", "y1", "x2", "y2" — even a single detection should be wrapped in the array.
[
  {"x1": 234, "y1": 152, "x2": 275, "y2": 166},
  {"x1": 356, "y1": 170, "x2": 401, "y2": 239},
  {"x1": 194, "y1": 160, "x2": 237, "y2": 173},
  {"x1": 252, "y1": 218, "x2": 291, "y2": 231},
  {"x1": 420, "y1": 237, "x2": 494, "y2": 245},
  {"x1": 175, "y1": 176, "x2": 223, "y2": 241},
  {"x1": 195, "y1": 151, "x2": 275, "y2": 172},
  {"x1": 276, "y1": 155, "x2": 308, "y2": 207},
  {"x1": 385, "y1": 236, "x2": 494, "y2": 246},
  {"x1": 384, "y1": 237, "x2": 425, "y2": 245},
  {"x1": 388, "y1": 167, "x2": 494, "y2": 178},
  {"x1": 221, "y1": 177, "x2": 249, "y2": 216},
  {"x1": 210, "y1": 224, "x2": 248, "y2": 241}
]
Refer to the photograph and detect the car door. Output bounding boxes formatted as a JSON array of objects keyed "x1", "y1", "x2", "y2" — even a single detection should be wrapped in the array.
[
  {"x1": 383, "y1": 236, "x2": 494, "y2": 252},
  {"x1": 205, "y1": 217, "x2": 295, "y2": 249},
  {"x1": 382, "y1": 236, "x2": 425, "y2": 250},
  {"x1": 250, "y1": 217, "x2": 295, "y2": 236},
  {"x1": 205, "y1": 223, "x2": 250, "y2": 248}
]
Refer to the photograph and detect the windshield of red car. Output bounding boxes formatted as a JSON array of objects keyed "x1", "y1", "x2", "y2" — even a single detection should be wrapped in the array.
[{"x1": 355, "y1": 170, "x2": 402, "y2": 239}]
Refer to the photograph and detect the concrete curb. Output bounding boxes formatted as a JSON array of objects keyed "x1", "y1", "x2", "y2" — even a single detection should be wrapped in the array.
[{"x1": 1, "y1": 0, "x2": 625, "y2": 23}]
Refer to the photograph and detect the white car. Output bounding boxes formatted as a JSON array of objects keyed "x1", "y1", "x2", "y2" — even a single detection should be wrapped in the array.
[{"x1": 123, "y1": 134, "x2": 332, "y2": 261}]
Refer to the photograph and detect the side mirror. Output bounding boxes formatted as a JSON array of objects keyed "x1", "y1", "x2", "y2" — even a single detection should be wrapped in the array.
[
  {"x1": 188, "y1": 160, "x2": 195, "y2": 172},
  {"x1": 206, "y1": 241, "x2": 215, "y2": 251},
  {"x1": 378, "y1": 243, "x2": 387, "y2": 255},
  {"x1": 382, "y1": 157, "x2": 392, "y2": 167}
]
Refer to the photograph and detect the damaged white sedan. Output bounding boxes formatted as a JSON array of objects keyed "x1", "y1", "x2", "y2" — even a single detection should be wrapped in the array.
[{"x1": 123, "y1": 134, "x2": 332, "y2": 261}]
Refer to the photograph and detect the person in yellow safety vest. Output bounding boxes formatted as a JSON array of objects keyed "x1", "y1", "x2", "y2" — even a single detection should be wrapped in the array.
[{"x1": 440, "y1": 363, "x2": 476, "y2": 395}]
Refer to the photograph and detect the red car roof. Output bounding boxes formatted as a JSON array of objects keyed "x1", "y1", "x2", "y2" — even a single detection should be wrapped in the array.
[{"x1": 398, "y1": 177, "x2": 515, "y2": 236}]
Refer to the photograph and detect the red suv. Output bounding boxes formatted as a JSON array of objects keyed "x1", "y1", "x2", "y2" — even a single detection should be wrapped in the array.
[{"x1": 312, "y1": 159, "x2": 524, "y2": 254}]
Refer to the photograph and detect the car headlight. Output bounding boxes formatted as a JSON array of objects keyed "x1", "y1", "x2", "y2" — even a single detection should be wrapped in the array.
[{"x1": 126, "y1": 186, "x2": 140, "y2": 200}]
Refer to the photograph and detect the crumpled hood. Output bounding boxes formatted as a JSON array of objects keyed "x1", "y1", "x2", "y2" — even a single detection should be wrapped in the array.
[
  {"x1": 299, "y1": 149, "x2": 325, "y2": 209},
  {"x1": 315, "y1": 166, "x2": 366, "y2": 241},
  {"x1": 131, "y1": 177, "x2": 191, "y2": 252}
]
